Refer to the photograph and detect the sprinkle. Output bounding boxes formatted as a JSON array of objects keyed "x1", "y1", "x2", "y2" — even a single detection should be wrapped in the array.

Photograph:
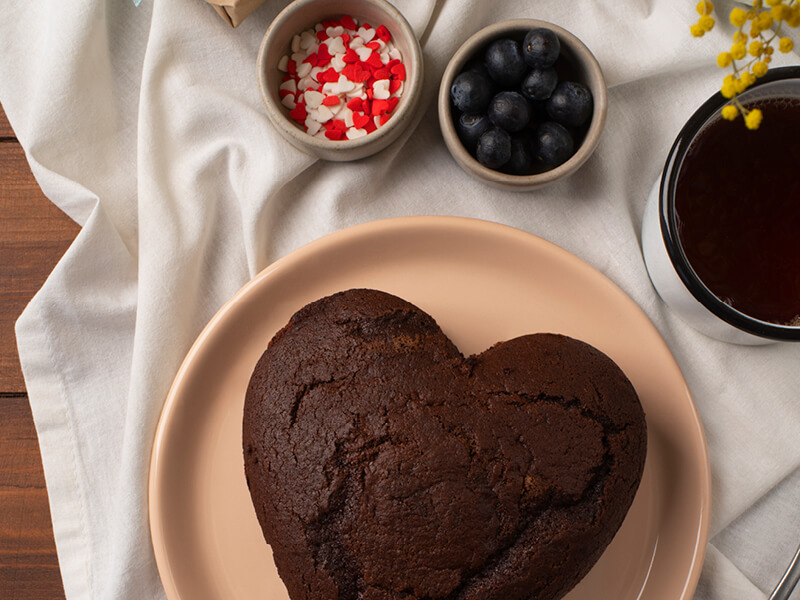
[
  {"x1": 340, "y1": 15, "x2": 357, "y2": 30},
  {"x1": 278, "y1": 55, "x2": 289, "y2": 72},
  {"x1": 366, "y1": 52, "x2": 384, "y2": 69},
  {"x1": 376, "y1": 25, "x2": 391, "y2": 42},
  {"x1": 372, "y1": 79, "x2": 390, "y2": 100},
  {"x1": 346, "y1": 127, "x2": 368, "y2": 139},
  {"x1": 281, "y1": 94, "x2": 297, "y2": 109},
  {"x1": 322, "y1": 95, "x2": 340, "y2": 106},
  {"x1": 289, "y1": 103, "x2": 307, "y2": 123},
  {"x1": 390, "y1": 63, "x2": 406, "y2": 81},
  {"x1": 358, "y1": 26, "x2": 376, "y2": 42},
  {"x1": 355, "y1": 46, "x2": 373, "y2": 62},
  {"x1": 304, "y1": 90, "x2": 324, "y2": 108},
  {"x1": 352, "y1": 112, "x2": 370, "y2": 129},
  {"x1": 342, "y1": 63, "x2": 372, "y2": 82}
]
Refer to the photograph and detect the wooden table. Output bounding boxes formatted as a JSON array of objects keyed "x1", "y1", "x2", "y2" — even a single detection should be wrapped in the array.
[{"x1": 1, "y1": 102, "x2": 76, "y2": 599}]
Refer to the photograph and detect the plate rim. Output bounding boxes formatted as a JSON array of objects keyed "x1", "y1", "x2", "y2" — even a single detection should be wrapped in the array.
[{"x1": 148, "y1": 214, "x2": 712, "y2": 600}]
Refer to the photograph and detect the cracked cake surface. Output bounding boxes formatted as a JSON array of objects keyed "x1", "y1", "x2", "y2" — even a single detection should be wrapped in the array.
[{"x1": 243, "y1": 288, "x2": 647, "y2": 600}]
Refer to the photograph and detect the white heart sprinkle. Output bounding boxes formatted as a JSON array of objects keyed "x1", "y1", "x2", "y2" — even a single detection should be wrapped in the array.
[
  {"x1": 308, "y1": 105, "x2": 334, "y2": 122},
  {"x1": 305, "y1": 118, "x2": 322, "y2": 136},
  {"x1": 345, "y1": 84, "x2": 366, "y2": 98},
  {"x1": 281, "y1": 94, "x2": 296, "y2": 109},
  {"x1": 300, "y1": 31, "x2": 317, "y2": 50},
  {"x1": 279, "y1": 79, "x2": 297, "y2": 93},
  {"x1": 297, "y1": 76, "x2": 316, "y2": 91},
  {"x1": 314, "y1": 23, "x2": 324, "y2": 32},
  {"x1": 304, "y1": 90, "x2": 324, "y2": 108},
  {"x1": 391, "y1": 82, "x2": 403, "y2": 97},
  {"x1": 357, "y1": 27, "x2": 375, "y2": 42},
  {"x1": 339, "y1": 107, "x2": 354, "y2": 127},
  {"x1": 325, "y1": 36, "x2": 346, "y2": 55},
  {"x1": 278, "y1": 55, "x2": 289, "y2": 72},
  {"x1": 380, "y1": 51, "x2": 390, "y2": 65},
  {"x1": 346, "y1": 127, "x2": 368, "y2": 140},
  {"x1": 331, "y1": 74, "x2": 356, "y2": 94},
  {"x1": 291, "y1": 52, "x2": 306, "y2": 65},
  {"x1": 296, "y1": 61, "x2": 312, "y2": 78},
  {"x1": 331, "y1": 53, "x2": 347, "y2": 72},
  {"x1": 350, "y1": 36, "x2": 364, "y2": 49},
  {"x1": 356, "y1": 46, "x2": 372, "y2": 62},
  {"x1": 309, "y1": 66, "x2": 323, "y2": 82},
  {"x1": 291, "y1": 35, "x2": 301, "y2": 53},
  {"x1": 372, "y1": 79, "x2": 390, "y2": 100},
  {"x1": 326, "y1": 26, "x2": 345, "y2": 37},
  {"x1": 389, "y1": 48, "x2": 402, "y2": 61}
]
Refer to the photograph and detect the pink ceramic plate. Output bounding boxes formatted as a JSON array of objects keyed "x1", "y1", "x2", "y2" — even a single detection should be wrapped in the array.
[{"x1": 149, "y1": 216, "x2": 711, "y2": 600}]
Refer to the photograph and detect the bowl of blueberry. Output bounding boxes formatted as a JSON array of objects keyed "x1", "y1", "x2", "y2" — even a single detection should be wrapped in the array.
[{"x1": 439, "y1": 19, "x2": 607, "y2": 190}]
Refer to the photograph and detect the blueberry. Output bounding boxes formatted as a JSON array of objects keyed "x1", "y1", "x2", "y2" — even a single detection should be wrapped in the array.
[
  {"x1": 484, "y1": 39, "x2": 527, "y2": 88},
  {"x1": 523, "y1": 28, "x2": 561, "y2": 69},
  {"x1": 456, "y1": 113, "x2": 492, "y2": 153},
  {"x1": 504, "y1": 131, "x2": 537, "y2": 175},
  {"x1": 450, "y1": 70, "x2": 494, "y2": 113},
  {"x1": 546, "y1": 81, "x2": 593, "y2": 127},
  {"x1": 521, "y1": 67, "x2": 558, "y2": 101},
  {"x1": 462, "y1": 59, "x2": 491, "y2": 80},
  {"x1": 535, "y1": 121, "x2": 574, "y2": 168},
  {"x1": 476, "y1": 127, "x2": 512, "y2": 168},
  {"x1": 488, "y1": 91, "x2": 530, "y2": 133}
]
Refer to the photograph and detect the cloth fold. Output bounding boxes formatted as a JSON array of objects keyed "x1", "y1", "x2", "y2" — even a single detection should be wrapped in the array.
[{"x1": 2, "y1": 0, "x2": 799, "y2": 598}]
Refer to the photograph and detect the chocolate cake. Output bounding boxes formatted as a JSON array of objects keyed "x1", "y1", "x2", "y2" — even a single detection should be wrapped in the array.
[{"x1": 243, "y1": 288, "x2": 647, "y2": 600}]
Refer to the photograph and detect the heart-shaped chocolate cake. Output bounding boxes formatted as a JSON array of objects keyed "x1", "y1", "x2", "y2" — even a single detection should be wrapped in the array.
[{"x1": 244, "y1": 289, "x2": 647, "y2": 600}]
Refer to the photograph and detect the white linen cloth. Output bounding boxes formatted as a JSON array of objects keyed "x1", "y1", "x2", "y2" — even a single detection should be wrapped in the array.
[{"x1": 2, "y1": 0, "x2": 799, "y2": 598}]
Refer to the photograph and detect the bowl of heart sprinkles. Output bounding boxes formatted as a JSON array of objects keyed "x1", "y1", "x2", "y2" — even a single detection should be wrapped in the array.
[{"x1": 258, "y1": 0, "x2": 423, "y2": 161}]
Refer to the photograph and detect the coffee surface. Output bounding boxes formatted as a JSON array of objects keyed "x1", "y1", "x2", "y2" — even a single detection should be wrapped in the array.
[{"x1": 675, "y1": 97, "x2": 800, "y2": 325}]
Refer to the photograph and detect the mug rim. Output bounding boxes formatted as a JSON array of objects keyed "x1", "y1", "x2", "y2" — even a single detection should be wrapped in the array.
[{"x1": 659, "y1": 65, "x2": 800, "y2": 341}]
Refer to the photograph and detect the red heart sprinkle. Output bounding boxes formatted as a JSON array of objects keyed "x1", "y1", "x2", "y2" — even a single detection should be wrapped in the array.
[
  {"x1": 353, "y1": 113, "x2": 370, "y2": 129},
  {"x1": 340, "y1": 15, "x2": 356, "y2": 30},
  {"x1": 376, "y1": 25, "x2": 391, "y2": 42},
  {"x1": 322, "y1": 95, "x2": 340, "y2": 106},
  {"x1": 366, "y1": 88, "x2": 374, "y2": 99},
  {"x1": 386, "y1": 59, "x2": 401, "y2": 70},
  {"x1": 341, "y1": 33, "x2": 351, "y2": 44},
  {"x1": 373, "y1": 67, "x2": 391, "y2": 80},
  {"x1": 317, "y1": 67, "x2": 338, "y2": 83},
  {"x1": 379, "y1": 113, "x2": 391, "y2": 126},
  {"x1": 289, "y1": 104, "x2": 307, "y2": 123},
  {"x1": 329, "y1": 119, "x2": 347, "y2": 130},
  {"x1": 316, "y1": 30, "x2": 329, "y2": 41},
  {"x1": 347, "y1": 97, "x2": 363, "y2": 112},
  {"x1": 390, "y1": 63, "x2": 406, "y2": 81},
  {"x1": 389, "y1": 79, "x2": 402, "y2": 94},
  {"x1": 366, "y1": 41, "x2": 381, "y2": 50},
  {"x1": 365, "y1": 119, "x2": 377, "y2": 133},
  {"x1": 279, "y1": 89, "x2": 294, "y2": 99},
  {"x1": 303, "y1": 53, "x2": 318, "y2": 66},
  {"x1": 317, "y1": 45, "x2": 331, "y2": 65},
  {"x1": 342, "y1": 63, "x2": 371, "y2": 83},
  {"x1": 287, "y1": 60, "x2": 297, "y2": 76},
  {"x1": 343, "y1": 48, "x2": 360, "y2": 64},
  {"x1": 366, "y1": 53, "x2": 384, "y2": 69},
  {"x1": 371, "y1": 99, "x2": 389, "y2": 115},
  {"x1": 387, "y1": 97, "x2": 399, "y2": 112}
]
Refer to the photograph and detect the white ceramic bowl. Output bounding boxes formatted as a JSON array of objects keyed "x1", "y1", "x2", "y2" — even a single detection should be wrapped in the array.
[
  {"x1": 257, "y1": 0, "x2": 423, "y2": 161},
  {"x1": 438, "y1": 19, "x2": 607, "y2": 191},
  {"x1": 642, "y1": 66, "x2": 800, "y2": 344}
]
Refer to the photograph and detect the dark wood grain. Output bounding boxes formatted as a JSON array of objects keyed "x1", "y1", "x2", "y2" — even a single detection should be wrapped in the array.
[
  {"x1": 0, "y1": 142, "x2": 80, "y2": 393},
  {"x1": 1, "y1": 102, "x2": 70, "y2": 600},
  {"x1": 0, "y1": 395, "x2": 65, "y2": 599},
  {"x1": 0, "y1": 103, "x2": 15, "y2": 138}
]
